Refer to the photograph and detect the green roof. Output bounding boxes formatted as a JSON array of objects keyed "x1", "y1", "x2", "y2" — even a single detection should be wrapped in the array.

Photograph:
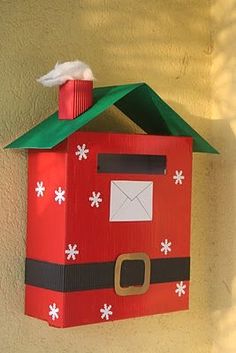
[{"x1": 5, "y1": 82, "x2": 218, "y2": 153}]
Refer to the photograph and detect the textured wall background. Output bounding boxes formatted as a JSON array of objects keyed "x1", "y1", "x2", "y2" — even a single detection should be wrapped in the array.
[
  {"x1": 211, "y1": 1, "x2": 236, "y2": 352},
  {"x1": 0, "y1": 1, "x2": 233, "y2": 352}
]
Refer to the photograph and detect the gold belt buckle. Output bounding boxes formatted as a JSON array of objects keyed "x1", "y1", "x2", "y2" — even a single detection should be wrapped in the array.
[{"x1": 114, "y1": 252, "x2": 151, "y2": 296}]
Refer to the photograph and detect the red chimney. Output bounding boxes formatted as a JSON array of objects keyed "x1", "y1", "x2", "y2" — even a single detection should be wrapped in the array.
[{"x1": 58, "y1": 79, "x2": 93, "y2": 120}]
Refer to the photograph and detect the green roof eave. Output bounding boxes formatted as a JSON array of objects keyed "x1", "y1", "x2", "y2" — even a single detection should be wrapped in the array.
[{"x1": 5, "y1": 82, "x2": 218, "y2": 153}]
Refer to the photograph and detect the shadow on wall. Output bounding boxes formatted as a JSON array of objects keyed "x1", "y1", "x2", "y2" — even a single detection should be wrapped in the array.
[
  {"x1": 210, "y1": 1, "x2": 236, "y2": 352},
  {"x1": 209, "y1": 118, "x2": 236, "y2": 353}
]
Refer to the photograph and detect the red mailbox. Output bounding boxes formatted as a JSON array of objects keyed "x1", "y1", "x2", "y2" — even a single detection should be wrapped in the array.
[{"x1": 6, "y1": 82, "x2": 217, "y2": 327}]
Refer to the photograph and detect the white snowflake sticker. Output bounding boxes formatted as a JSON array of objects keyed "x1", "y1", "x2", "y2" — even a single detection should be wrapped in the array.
[
  {"x1": 75, "y1": 143, "x2": 89, "y2": 160},
  {"x1": 100, "y1": 304, "x2": 113, "y2": 320},
  {"x1": 89, "y1": 191, "x2": 102, "y2": 208},
  {"x1": 35, "y1": 181, "x2": 45, "y2": 197},
  {"x1": 160, "y1": 239, "x2": 172, "y2": 255},
  {"x1": 49, "y1": 303, "x2": 59, "y2": 321},
  {"x1": 65, "y1": 244, "x2": 79, "y2": 260},
  {"x1": 173, "y1": 170, "x2": 185, "y2": 185},
  {"x1": 175, "y1": 281, "x2": 186, "y2": 297},
  {"x1": 55, "y1": 187, "x2": 65, "y2": 205}
]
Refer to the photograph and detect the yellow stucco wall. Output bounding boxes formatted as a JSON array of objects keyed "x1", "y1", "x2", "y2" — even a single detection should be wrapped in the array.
[
  {"x1": 210, "y1": 1, "x2": 236, "y2": 353},
  {"x1": 0, "y1": 1, "x2": 234, "y2": 352}
]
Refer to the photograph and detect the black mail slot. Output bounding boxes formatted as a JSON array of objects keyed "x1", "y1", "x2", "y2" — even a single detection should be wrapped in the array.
[{"x1": 97, "y1": 154, "x2": 166, "y2": 174}]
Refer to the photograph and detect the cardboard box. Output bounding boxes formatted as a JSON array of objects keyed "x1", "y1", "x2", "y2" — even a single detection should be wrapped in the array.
[{"x1": 6, "y1": 82, "x2": 218, "y2": 327}]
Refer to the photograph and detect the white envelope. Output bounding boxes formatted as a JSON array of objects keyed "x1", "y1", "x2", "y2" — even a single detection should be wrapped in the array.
[{"x1": 109, "y1": 180, "x2": 153, "y2": 222}]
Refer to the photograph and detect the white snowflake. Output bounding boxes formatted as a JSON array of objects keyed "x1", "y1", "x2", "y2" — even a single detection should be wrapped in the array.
[
  {"x1": 100, "y1": 304, "x2": 113, "y2": 320},
  {"x1": 65, "y1": 244, "x2": 79, "y2": 260},
  {"x1": 49, "y1": 303, "x2": 59, "y2": 321},
  {"x1": 175, "y1": 281, "x2": 186, "y2": 297},
  {"x1": 173, "y1": 170, "x2": 185, "y2": 185},
  {"x1": 161, "y1": 239, "x2": 172, "y2": 255},
  {"x1": 35, "y1": 181, "x2": 45, "y2": 197},
  {"x1": 75, "y1": 143, "x2": 89, "y2": 160},
  {"x1": 89, "y1": 191, "x2": 102, "y2": 208},
  {"x1": 55, "y1": 187, "x2": 65, "y2": 205}
]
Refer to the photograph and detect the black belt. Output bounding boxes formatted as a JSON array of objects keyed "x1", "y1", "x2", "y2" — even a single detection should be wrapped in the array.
[{"x1": 25, "y1": 257, "x2": 190, "y2": 292}]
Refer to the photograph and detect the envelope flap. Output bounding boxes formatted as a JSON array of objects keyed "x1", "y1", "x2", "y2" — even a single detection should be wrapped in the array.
[{"x1": 113, "y1": 181, "x2": 152, "y2": 201}]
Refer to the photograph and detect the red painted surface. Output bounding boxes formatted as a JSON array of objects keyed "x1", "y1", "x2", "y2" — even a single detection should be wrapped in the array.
[
  {"x1": 25, "y1": 281, "x2": 189, "y2": 328},
  {"x1": 58, "y1": 80, "x2": 93, "y2": 120},
  {"x1": 27, "y1": 141, "x2": 68, "y2": 263},
  {"x1": 26, "y1": 132, "x2": 193, "y2": 327}
]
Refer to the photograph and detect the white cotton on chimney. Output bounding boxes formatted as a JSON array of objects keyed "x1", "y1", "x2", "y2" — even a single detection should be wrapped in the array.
[{"x1": 37, "y1": 60, "x2": 94, "y2": 87}]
